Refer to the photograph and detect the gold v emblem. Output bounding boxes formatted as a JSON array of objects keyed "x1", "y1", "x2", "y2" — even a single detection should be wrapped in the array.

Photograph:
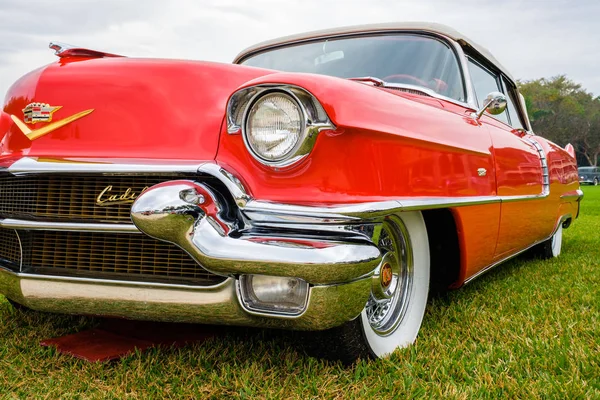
[{"x1": 10, "y1": 109, "x2": 94, "y2": 141}]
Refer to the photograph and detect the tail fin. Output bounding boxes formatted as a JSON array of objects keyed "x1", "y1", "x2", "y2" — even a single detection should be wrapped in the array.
[{"x1": 564, "y1": 143, "x2": 576, "y2": 159}]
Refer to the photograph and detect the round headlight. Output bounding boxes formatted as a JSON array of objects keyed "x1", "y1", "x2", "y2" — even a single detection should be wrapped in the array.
[{"x1": 246, "y1": 92, "x2": 304, "y2": 162}]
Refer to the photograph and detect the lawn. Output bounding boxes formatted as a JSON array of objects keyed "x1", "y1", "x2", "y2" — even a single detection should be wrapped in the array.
[{"x1": 1, "y1": 188, "x2": 599, "y2": 399}]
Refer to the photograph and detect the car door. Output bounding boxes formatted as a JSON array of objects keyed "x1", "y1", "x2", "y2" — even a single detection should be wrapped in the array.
[{"x1": 467, "y1": 58, "x2": 551, "y2": 258}]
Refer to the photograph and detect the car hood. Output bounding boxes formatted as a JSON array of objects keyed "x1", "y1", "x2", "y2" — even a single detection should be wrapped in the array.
[{"x1": 0, "y1": 57, "x2": 273, "y2": 161}]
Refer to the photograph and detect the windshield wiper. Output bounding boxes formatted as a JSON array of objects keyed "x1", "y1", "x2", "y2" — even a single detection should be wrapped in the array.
[
  {"x1": 348, "y1": 76, "x2": 436, "y2": 98},
  {"x1": 348, "y1": 76, "x2": 386, "y2": 86}
]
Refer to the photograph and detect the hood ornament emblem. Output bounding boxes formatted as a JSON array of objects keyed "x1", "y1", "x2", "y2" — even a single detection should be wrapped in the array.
[
  {"x1": 10, "y1": 103, "x2": 94, "y2": 141},
  {"x1": 23, "y1": 102, "x2": 61, "y2": 124}
]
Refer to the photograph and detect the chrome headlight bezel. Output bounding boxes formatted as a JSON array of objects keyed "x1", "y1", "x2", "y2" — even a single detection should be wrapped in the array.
[
  {"x1": 244, "y1": 89, "x2": 305, "y2": 164},
  {"x1": 227, "y1": 85, "x2": 335, "y2": 168}
]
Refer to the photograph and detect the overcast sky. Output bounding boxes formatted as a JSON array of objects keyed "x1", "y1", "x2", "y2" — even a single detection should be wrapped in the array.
[{"x1": 1, "y1": 0, "x2": 598, "y2": 99}]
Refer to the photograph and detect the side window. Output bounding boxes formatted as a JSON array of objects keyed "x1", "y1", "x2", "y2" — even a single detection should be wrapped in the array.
[
  {"x1": 501, "y1": 78, "x2": 524, "y2": 130},
  {"x1": 467, "y1": 58, "x2": 509, "y2": 125}
]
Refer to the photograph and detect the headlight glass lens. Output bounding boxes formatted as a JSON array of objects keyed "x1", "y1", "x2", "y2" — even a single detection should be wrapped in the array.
[{"x1": 246, "y1": 92, "x2": 303, "y2": 162}]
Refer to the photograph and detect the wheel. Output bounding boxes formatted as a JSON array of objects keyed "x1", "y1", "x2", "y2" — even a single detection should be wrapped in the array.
[
  {"x1": 594, "y1": 177, "x2": 598, "y2": 186},
  {"x1": 307, "y1": 212, "x2": 430, "y2": 362},
  {"x1": 531, "y1": 224, "x2": 563, "y2": 259}
]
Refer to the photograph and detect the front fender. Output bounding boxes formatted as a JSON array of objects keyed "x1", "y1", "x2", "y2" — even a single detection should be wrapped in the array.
[{"x1": 217, "y1": 73, "x2": 496, "y2": 205}]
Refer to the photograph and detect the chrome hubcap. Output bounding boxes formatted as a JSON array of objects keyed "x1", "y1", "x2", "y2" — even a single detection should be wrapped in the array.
[{"x1": 365, "y1": 216, "x2": 413, "y2": 336}]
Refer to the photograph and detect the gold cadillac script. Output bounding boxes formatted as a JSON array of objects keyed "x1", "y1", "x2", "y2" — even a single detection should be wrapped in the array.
[{"x1": 96, "y1": 185, "x2": 149, "y2": 207}]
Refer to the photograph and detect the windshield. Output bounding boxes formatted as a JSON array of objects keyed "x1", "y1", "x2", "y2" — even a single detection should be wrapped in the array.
[
  {"x1": 240, "y1": 34, "x2": 465, "y2": 102},
  {"x1": 579, "y1": 167, "x2": 595, "y2": 172}
]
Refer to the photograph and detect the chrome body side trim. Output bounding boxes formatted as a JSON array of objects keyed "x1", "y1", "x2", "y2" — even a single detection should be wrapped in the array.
[
  {"x1": 560, "y1": 189, "x2": 584, "y2": 202},
  {"x1": 1, "y1": 158, "x2": 558, "y2": 228},
  {"x1": 523, "y1": 135, "x2": 550, "y2": 196},
  {"x1": 0, "y1": 219, "x2": 139, "y2": 233},
  {"x1": 243, "y1": 196, "x2": 504, "y2": 223}
]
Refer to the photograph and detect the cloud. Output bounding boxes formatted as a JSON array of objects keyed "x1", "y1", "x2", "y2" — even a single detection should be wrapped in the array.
[{"x1": 1, "y1": 0, "x2": 598, "y2": 98}]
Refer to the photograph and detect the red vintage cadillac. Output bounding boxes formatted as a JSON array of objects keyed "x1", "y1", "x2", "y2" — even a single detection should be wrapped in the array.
[{"x1": 0, "y1": 22, "x2": 583, "y2": 361}]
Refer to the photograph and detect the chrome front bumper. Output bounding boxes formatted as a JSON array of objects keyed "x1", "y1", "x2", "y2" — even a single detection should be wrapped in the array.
[
  {"x1": 0, "y1": 159, "x2": 387, "y2": 329},
  {"x1": 130, "y1": 177, "x2": 383, "y2": 285},
  {"x1": 0, "y1": 268, "x2": 371, "y2": 330}
]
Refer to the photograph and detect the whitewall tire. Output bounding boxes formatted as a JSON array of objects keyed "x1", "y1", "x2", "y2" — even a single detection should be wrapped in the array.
[
  {"x1": 359, "y1": 212, "x2": 430, "y2": 358},
  {"x1": 531, "y1": 223, "x2": 563, "y2": 259},
  {"x1": 309, "y1": 211, "x2": 430, "y2": 362},
  {"x1": 550, "y1": 225, "x2": 563, "y2": 257}
]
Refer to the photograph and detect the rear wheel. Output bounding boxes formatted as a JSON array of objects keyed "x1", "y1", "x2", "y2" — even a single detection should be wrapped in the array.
[
  {"x1": 308, "y1": 212, "x2": 430, "y2": 362},
  {"x1": 594, "y1": 177, "x2": 598, "y2": 186},
  {"x1": 531, "y1": 224, "x2": 563, "y2": 259}
]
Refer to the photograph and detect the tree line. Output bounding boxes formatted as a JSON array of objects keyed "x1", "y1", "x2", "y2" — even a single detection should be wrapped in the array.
[{"x1": 519, "y1": 75, "x2": 599, "y2": 166}]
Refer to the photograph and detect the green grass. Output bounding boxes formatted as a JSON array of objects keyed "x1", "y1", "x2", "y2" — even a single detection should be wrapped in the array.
[{"x1": 1, "y1": 188, "x2": 599, "y2": 399}]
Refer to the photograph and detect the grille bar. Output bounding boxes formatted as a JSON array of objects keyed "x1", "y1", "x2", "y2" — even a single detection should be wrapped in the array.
[{"x1": 0, "y1": 173, "x2": 196, "y2": 223}]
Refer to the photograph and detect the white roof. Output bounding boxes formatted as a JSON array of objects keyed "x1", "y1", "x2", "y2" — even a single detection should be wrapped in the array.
[{"x1": 234, "y1": 22, "x2": 515, "y2": 83}]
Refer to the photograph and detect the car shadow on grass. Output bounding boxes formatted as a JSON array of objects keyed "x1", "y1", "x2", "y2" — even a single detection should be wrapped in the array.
[{"x1": 0, "y1": 249, "x2": 544, "y2": 368}]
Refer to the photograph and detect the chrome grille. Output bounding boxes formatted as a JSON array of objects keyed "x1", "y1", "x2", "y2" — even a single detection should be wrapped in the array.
[
  {"x1": 0, "y1": 229, "x2": 20, "y2": 270},
  {"x1": 1, "y1": 230, "x2": 225, "y2": 286},
  {"x1": 0, "y1": 174, "x2": 195, "y2": 223}
]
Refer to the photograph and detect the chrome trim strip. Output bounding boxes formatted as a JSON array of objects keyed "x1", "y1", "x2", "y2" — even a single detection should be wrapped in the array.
[
  {"x1": 243, "y1": 196, "x2": 503, "y2": 223},
  {"x1": 15, "y1": 230, "x2": 23, "y2": 272},
  {"x1": 197, "y1": 161, "x2": 550, "y2": 221},
  {"x1": 464, "y1": 214, "x2": 571, "y2": 284},
  {"x1": 5, "y1": 157, "x2": 203, "y2": 175},
  {"x1": 523, "y1": 136, "x2": 550, "y2": 196},
  {"x1": 560, "y1": 189, "x2": 584, "y2": 202},
  {"x1": 463, "y1": 241, "x2": 538, "y2": 284},
  {"x1": 197, "y1": 163, "x2": 252, "y2": 207},
  {"x1": 447, "y1": 36, "x2": 477, "y2": 108},
  {"x1": 1, "y1": 159, "x2": 553, "y2": 228},
  {"x1": 0, "y1": 265, "x2": 228, "y2": 290},
  {"x1": 498, "y1": 194, "x2": 547, "y2": 203},
  {"x1": 0, "y1": 219, "x2": 139, "y2": 233}
]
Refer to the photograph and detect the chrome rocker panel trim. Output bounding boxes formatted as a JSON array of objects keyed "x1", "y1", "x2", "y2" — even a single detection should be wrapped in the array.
[{"x1": 0, "y1": 267, "x2": 371, "y2": 330}]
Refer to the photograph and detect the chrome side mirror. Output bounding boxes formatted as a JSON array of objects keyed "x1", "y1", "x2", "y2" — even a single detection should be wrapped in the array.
[{"x1": 473, "y1": 91, "x2": 507, "y2": 120}]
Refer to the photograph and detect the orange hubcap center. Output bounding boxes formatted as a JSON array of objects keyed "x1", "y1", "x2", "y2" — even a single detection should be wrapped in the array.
[{"x1": 381, "y1": 262, "x2": 393, "y2": 288}]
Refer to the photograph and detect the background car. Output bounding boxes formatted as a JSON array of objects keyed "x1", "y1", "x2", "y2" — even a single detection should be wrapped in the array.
[{"x1": 578, "y1": 166, "x2": 600, "y2": 185}]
